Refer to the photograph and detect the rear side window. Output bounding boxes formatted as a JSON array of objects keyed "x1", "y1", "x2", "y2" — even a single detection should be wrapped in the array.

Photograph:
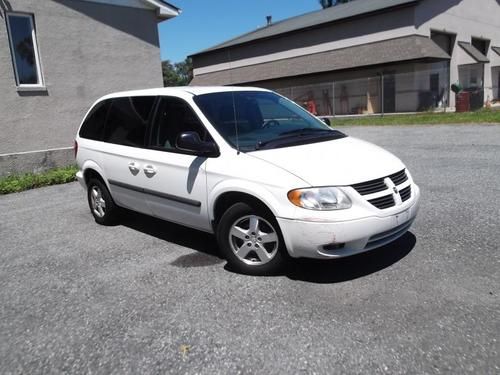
[
  {"x1": 79, "y1": 100, "x2": 110, "y2": 141},
  {"x1": 103, "y1": 96, "x2": 156, "y2": 147}
]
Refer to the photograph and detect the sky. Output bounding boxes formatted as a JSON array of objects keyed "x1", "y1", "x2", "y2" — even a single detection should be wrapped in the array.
[{"x1": 158, "y1": 1, "x2": 323, "y2": 63}]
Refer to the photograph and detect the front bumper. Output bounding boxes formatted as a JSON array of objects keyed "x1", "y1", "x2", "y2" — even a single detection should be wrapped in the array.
[{"x1": 277, "y1": 185, "x2": 420, "y2": 259}]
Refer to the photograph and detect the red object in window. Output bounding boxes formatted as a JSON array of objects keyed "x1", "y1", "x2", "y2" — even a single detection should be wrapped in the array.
[
  {"x1": 74, "y1": 140, "x2": 78, "y2": 158},
  {"x1": 306, "y1": 99, "x2": 318, "y2": 115}
]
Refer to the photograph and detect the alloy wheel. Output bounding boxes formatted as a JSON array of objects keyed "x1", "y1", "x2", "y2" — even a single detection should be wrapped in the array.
[
  {"x1": 90, "y1": 185, "x2": 106, "y2": 218},
  {"x1": 228, "y1": 215, "x2": 279, "y2": 266}
]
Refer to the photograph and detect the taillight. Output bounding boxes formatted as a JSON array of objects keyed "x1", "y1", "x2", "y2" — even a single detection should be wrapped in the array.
[{"x1": 74, "y1": 140, "x2": 78, "y2": 158}]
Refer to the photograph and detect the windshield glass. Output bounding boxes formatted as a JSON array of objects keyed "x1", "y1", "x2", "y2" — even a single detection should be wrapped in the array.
[{"x1": 193, "y1": 91, "x2": 345, "y2": 151}]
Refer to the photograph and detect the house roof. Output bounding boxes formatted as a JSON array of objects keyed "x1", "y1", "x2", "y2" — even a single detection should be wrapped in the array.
[
  {"x1": 492, "y1": 46, "x2": 500, "y2": 57},
  {"x1": 191, "y1": 35, "x2": 450, "y2": 86},
  {"x1": 193, "y1": 0, "x2": 419, "y2": 56},
  {"x1": 81, "y1": 0, "x2": 180, "y2": 19},
  {"x1": 142, "y1": 0, "x2": 181, "y2": 19},
  {"x1": 458, "y1": 42, "x2": 490, "y2": 63},
  {"x1": 158, "y1": 0, "x2": 180, "y2": 12}
]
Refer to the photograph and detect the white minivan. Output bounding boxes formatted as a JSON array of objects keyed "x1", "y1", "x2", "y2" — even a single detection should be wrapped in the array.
[{"x1": 75, "y1": 87, "x2": 420, "y2": 275}]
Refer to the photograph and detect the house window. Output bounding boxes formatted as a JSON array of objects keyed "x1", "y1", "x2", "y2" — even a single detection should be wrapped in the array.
[
  {"x1": 471, "y1": 37, "x2": 489, "y2": 56},
  {"x1": 6, "y1": 12, "x2": 44, "y2": 87},
  {"x1": 431, "y1": 31, "x2": 455, "y2": 55}
]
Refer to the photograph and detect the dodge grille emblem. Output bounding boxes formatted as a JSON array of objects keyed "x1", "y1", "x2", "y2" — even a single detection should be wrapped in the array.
[{"x1": 393, "y1": 186, "x2": 399, "y2": 194}]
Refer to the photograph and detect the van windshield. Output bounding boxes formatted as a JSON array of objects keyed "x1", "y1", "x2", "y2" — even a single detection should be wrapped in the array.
[{"x1": 193, "y1": 91, "x2": 345, "y2": 151}]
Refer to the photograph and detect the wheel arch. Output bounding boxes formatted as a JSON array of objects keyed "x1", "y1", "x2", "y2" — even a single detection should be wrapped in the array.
[
  {"x1": 210, "y1": 182, "x2": 284, "y2": 231},
  {"x1": 81, "y1": 161, "x2": 107, "y2": 188}
]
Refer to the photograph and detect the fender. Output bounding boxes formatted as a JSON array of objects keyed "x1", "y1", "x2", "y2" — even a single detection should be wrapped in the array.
[{"x1": 208, "y1": 178, "x2": 296, "y2": 222}]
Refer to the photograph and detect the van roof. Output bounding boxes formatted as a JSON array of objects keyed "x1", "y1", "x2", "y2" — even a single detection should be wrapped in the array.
[{"x1": 99, "y1": 86, "x2": 270, "y2": 100}]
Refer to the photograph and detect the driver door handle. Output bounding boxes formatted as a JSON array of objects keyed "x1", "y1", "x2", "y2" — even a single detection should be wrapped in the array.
[
  {"x1": 128, "y1": 162, "x2": 140, "y2": 174},
  {"x1": 143, "y1": 165, "x2": 157, "y2": 176}
]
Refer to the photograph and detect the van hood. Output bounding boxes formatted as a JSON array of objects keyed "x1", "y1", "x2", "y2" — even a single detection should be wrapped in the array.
[{"x1": 248, "y1": 136, "x2": 405, "y2": 186}]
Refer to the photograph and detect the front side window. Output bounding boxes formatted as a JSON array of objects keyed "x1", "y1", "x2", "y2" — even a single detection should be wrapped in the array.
[
  {"x1": 6, "y1": 13, "x2": 44, "y2": 87},
  {"x1": 193, "y1": 91, "x2": 345, "y2": 151},
  {"x1": 103, "y1": 97, "x2": 156, "y2": 147},
  {"x1": 149, "y1": 97, "x2": 209, "y2": 152}
]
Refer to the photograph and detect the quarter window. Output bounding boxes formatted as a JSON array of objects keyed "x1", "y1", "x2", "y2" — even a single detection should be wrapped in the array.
[
  {"x1": 6, "y1": 13, "x2": 44, "y2": 87},
  {"x1": 79, "y1": 100, "x2": 111, "y2": 141}
]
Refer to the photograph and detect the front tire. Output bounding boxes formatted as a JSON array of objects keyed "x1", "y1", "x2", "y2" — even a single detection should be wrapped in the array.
[
  {"x1": 216, "y1": 202, "x2": 287, "y2": 275},
  {"x1": 87, "y1": 178, "x2": 119, "y2": 225}
]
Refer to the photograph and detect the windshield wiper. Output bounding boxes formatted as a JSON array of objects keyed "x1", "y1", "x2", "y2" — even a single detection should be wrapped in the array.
[
  {"x1": 279, "y1": 128, "x2": 333, "y2": 136},
  {"x1": 256, "y1": 129, "x2": 345, "y2": 150}
]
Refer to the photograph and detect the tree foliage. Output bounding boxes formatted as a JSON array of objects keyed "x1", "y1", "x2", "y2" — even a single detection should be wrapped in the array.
[
  {"x1": 162, "y1": 58, "x2": 193, "y2": 87},
  {"x1": 319, "y1": 0, "x2": 352, "y2": 8}
]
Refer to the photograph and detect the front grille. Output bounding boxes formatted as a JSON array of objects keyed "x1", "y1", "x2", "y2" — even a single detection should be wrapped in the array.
[
  {"x1": 368, "y1": 194, "x2": 395, "y2": 209},
  {"x1": 389, "y1": 169, "x2": 408, "y2": 185},
  {"x1": 351, "y1": 169, "x2": 411, "y2": 210},
  {"x1": 352, "y1": 169, "x2": 407, "y2": 196},
  {"x1": 400, "y1": 186, "x2": 411, "y2": 202},
  {"x1": 352, "y1": 177, "x2": 386, "y2": 195}
]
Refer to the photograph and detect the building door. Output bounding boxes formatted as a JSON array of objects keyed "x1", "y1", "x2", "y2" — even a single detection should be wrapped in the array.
[
  {"x1": 497, "y1": 70, "x2": 500, "y2": 99},
  {"x1": 383, "y1": 73, "x2": 396, "y2": 113},
  {"x1": 430, "y1": 73, "x2": 440, "y2": 107}
]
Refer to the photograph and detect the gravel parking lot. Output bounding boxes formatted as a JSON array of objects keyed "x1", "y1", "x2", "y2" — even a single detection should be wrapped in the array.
[{"x1": 1, "y1": 124, "x2": 499, "y2": 374}]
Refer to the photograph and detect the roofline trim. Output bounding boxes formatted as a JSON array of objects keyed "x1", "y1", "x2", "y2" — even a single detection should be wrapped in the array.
[
  {"x1": 141, "y1": 0, "x2": 181, "y2": 19},
  {"x1": 78, "y1": 0, "x2": 180, "y2": 19}
]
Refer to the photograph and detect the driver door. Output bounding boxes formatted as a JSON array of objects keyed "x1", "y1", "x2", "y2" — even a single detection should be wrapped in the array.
[{"x1": 141, "y1": 96, "x2": 212, "y2": 232}]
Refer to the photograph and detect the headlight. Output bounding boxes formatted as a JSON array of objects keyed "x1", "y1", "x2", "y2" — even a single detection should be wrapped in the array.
[{"x1": 287, "y1": 187, "x2": 352, "y2": 210}]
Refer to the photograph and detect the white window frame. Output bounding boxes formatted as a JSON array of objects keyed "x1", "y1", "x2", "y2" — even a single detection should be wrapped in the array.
[{"x1": 5, "y1": 12, "x2": 45, "y2": 90}]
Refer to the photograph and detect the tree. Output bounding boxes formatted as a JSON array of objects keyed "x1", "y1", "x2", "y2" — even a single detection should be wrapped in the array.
[
  {"x1": 319, "y1": 0, "x2": 333, "y2": 8},
  {"x1": 319, "y1": 0, "x2": 352, "y2": 8},
  {"x1": 162, "y1": 57, "x2": 193, "y2": 87}
]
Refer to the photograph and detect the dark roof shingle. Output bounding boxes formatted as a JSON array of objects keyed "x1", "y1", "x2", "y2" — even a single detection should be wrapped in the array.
[{"x1": 191, "y1": 35, "x2": 450, "y2": 85}]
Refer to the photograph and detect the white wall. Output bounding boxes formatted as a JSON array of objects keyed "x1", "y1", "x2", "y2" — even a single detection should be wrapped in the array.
[{"x1": 415, "y1": 0, "x2": 500, "y2": 106}]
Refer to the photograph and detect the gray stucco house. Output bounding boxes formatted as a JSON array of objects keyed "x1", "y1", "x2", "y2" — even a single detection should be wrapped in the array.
[
  {"x1": 0, "y1": 0, "x2": 179, "y2": 175},
  {"x1": 191, "y1": 0, "x2": 500, "y2": 116}
]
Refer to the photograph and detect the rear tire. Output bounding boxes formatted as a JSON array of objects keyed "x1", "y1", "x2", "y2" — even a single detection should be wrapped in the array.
[
  {"x1": 87, "y1": 178, "x2": 119, "y2": 225},
  {"x1": 216, "y1": 202, "x2": 287, "y2": 275}
]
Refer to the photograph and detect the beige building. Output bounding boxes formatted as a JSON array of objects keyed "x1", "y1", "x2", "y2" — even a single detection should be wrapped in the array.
[{"x1": 191, "y1": 0, "x2": 500, "y2": 116}]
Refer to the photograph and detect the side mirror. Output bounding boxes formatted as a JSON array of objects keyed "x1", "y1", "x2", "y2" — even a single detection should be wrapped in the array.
[
  {"x1": 176, "y1": 131, "x2": 219, "y2": 157},
  {"x1": 322, "y1": 117, "x2": 331, "y2": 126}
]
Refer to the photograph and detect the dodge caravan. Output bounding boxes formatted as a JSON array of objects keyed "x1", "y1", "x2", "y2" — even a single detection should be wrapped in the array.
[{"x1": 75, "y1": 87, "x2": 420, "y2": 275}]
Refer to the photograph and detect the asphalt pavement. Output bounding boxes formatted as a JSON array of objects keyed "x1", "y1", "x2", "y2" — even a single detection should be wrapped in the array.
[{"x1": 1, "y1": 124, "x2": 499, "y2": 374}]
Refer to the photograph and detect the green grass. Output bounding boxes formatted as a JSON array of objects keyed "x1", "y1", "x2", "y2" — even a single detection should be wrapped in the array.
[
  {"x1": 330, "y1": 108, "x2": 500, "y2": 126},
  {"x1": 0, "y1": 165, "x2": 78, "y2": 195}
]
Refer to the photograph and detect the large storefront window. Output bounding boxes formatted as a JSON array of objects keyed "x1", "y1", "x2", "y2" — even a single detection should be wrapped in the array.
[
  {"x1": 492, "y1": 67, "x2": 500, "y2": 100},
  {"x1": 277, "y1": 64, "x2": 450, "y2": 116},
  {"x1": 277, "y1": 83, "x2": 334, "y2": 116},
  {"x1": 458, "y1": 63, "x2": 484, "y2": 110}
]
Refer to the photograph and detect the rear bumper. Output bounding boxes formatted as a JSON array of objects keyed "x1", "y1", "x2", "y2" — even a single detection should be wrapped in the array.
[
  {"x1": 277, "y1": 185, "x2": 420, "y2": 259},
  {"x1": 76, "y1": 170, "x2": 86, "y2": 189}
]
